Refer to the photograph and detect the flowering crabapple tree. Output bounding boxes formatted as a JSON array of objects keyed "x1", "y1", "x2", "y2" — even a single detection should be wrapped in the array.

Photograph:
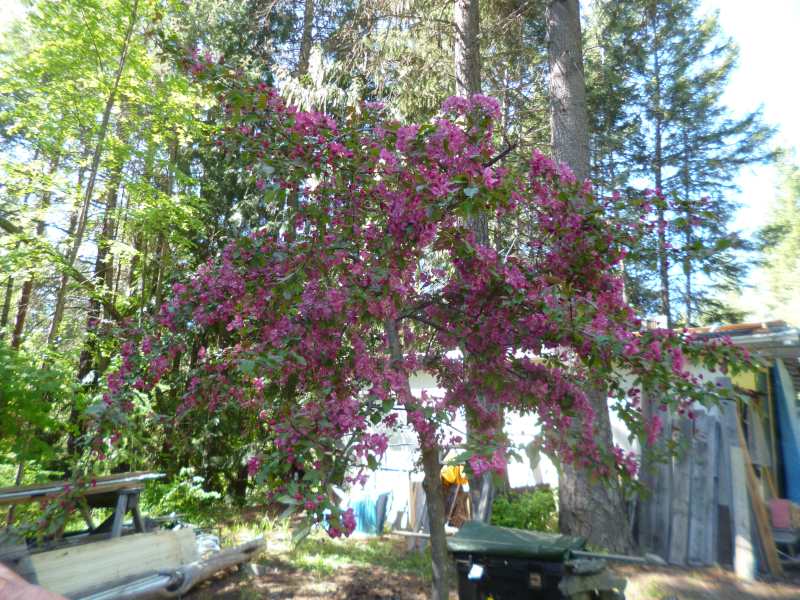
[{"x1": 94, "y1": 54, "x2": 749, "y2": 598}]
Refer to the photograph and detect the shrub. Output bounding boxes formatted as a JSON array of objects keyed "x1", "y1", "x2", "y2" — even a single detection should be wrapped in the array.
[
  {"x1": 490, "y1": 486, "x2": 557, "y2": 532},
  {"x1": 140, "y1": 467, "x2": 222, "y2": 526}
]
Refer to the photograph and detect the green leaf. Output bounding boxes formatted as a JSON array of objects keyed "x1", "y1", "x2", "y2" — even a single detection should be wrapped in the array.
[
  {"x1": 292, "y1": 524, "x2": 312, "y2": 544},
  {"x1": 239, "y1": 359, "x2": 256, "y2": 375}
]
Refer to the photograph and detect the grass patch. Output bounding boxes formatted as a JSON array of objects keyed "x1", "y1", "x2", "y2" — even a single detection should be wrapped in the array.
[{"x1": 265, "y1": 535, "x2": 432, "y2": 580}]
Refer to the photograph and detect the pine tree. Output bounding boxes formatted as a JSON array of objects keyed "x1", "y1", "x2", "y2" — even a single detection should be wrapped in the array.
[
  {"x1": 758, "y1": 162, "x2": 800, "y2": 323},
  {"x1": 587, "y1": 0, "x2": 774, "y2": 326}
]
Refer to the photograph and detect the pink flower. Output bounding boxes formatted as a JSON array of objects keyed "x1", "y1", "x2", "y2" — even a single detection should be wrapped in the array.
[
  {"x1": 395, "y1": 125, "x2": 419, "y2": 152},
  {"x1": 468, "y1": 454, "x2": 491, "y2": 477},
  {"x1": 342, "y1": 508, "x2": 357, "y2": 536},
  {"x1": 246, "y1": 456, "x2": 261, "y2": 477},
  {"x1": 646, "y1": 414, "x2": 663, "y2": 446}
]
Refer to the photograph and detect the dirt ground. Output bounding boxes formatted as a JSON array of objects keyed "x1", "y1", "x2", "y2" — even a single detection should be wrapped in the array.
[
  {"x1": 187, "y1": 532, "x2": 800, "y2": 599},
  {"x1": 187, "y1": 561, "x2": 434, "y2": 600},
  {"x1": 613, "y1": 563, "x2": 800, "y2": 599}
]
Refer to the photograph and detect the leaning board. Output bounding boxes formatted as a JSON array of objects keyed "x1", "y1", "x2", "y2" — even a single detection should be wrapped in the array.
[{"x1": 15, "y1": 528, "x2": 198, "y2": 597}]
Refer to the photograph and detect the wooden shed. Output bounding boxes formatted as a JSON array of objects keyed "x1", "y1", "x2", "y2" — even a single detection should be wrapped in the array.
[{"x1": 637, "y1": 321, "x2": 800, "y2": 580}]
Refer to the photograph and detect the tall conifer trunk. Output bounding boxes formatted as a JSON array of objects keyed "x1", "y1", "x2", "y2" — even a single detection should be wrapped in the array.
[
  {"x1": 454, "y1": 0, "x2": 497, "y2": 523},
  {"x1": 297, "y1": 0, "x2": 315, "y2": 76},
  {"x1": 547, "y1": 0, "x2": 633, "y2": 553},
  {"x1": 650, "y1": 8, "x2": 672, "y2": 328}
]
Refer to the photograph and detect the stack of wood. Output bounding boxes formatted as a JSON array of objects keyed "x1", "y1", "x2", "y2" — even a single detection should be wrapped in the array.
[{"x1": 638, "y1": 395, "x2": 784, "y2": 581}]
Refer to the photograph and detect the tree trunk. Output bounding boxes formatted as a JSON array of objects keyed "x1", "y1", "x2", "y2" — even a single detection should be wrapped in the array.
[
  {"x1": 421, "y1": 444, "x2": 450, "y2": 600},
  {"x1": 68, "y1": 163, "x2": 124, "y2": 462},
  {"x1": 547, "y1": 0, "x2": 633, "y2": 553},
  {"x1": 558, "y1": 387, "x2": 634, "y2": 553},
  {"x1": 651, "y1": 13, "x2": 671, "y2": 329},
  {"x1": 454, "y1": 0, "x2": 481, "y2": 97},
  {"x1": 296, "y1": 0, "x2": 315, "y2": 76},
  {"x1": 546, "y1": 0, "x2": 589, "y2": 182},
  {"x1": 455, "y1": 0, "x2": 496, "y2": 522},
  {"x1": 385, "y1": 320, "x2": 449, "y2": 600},
  {"x1": 0, "y1": 269, "x2": 13, "y2": 340},
  {"x1": 48, "y1": 0, "x2": 138, "y2": 343},
  {"x1": 10, "y1": 154, "x2": 60, "y2": 349},
  {"x1": 681, "y1": 128, "x2": 693, "y2": 325},
  {"x1": 683, "y1": 214, "x2": 692, "y2": 324},
  {"x1": 76, "y1": 163, "x2": 122, "y2": 382},
  {"x1": 10, "y1": 280, "x2": 33, "y2": 350}
]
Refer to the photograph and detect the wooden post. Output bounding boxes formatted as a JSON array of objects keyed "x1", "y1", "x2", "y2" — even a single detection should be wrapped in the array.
[
  {"x1": 688, "y1": 413, "x2": 719, "y2": 565},
  {"x1": 735, "y1": 403, "x2": 783, "y2": 577},
  {"x1": 637, "y1": 388, "x2": 673, "y2": 559},
  {"x1": 730, "y1": 446, "x2": 756, "y2": 580},
  {"x1": 110, "y1": 492, "x2": 129, "y2": 538},
  {"x1": 765, "y1": 364, "x2": 780, "y2": 484},
  {"x1": 669, "y1": 417, "x2": 693, "y2": 565}
]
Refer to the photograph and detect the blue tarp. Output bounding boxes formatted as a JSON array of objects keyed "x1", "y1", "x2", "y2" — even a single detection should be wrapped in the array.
[
  {"x1": 350, "y1": 492, "x2": 391, "y2": 535},
  {"x1": 772, "y1": 361, "x2": 800, "y2": 503}
]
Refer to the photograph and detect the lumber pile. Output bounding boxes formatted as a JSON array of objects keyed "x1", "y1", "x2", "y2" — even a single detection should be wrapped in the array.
[{"x1": 14, "y1": 528, "x2": 198, "y2": 597}]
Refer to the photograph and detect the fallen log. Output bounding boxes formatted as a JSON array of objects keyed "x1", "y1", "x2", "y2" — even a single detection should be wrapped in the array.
[
  {"x1": 76, "y1": 536, "x2": 265, "y2": 600},
  {"x1": 161, "y1": 537, "x2": 265, "y2": 597}
]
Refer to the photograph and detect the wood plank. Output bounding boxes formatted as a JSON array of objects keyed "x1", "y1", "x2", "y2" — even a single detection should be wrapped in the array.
[
  {"x1": 735, "y1": 404, "x2": 784, "y2": 577},
  {"x1": 669, "y1": 416, "x2": 693, "y2": 565},
  {"x1": 716, "y1": 401, "x2": 735, "y2": 566},
  {"x1": 766, "y1": 365, "x2": 780, "y2": 476},
  {"x1": 730, "y1": 446, "x2": 756, "y2": 581},
  {"x1": 406, "y1": 481, "x2": 427, "y2": 551},
  {"x1": 653, "y1": 410, "x2": 675, "y2": 559},
  {"x1": 16, "y1": 528, "x2": 197, "y2": 597},
  {"x1": 748, "y1": 407, "x2": 772, "y2": 467},
  {"x1": 688, "y1": 414, "x2": 718, "y2": 565},
  {"x1": 638, "y1": 392, "x2": 673, "y2": 559}
]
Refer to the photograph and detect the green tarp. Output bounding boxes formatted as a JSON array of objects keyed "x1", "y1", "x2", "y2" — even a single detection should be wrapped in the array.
[{"x1": 447, "y1": 520, "x2": 586, "y2": 561}]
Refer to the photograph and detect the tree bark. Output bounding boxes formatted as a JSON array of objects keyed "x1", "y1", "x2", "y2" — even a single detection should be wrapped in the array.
[
  {"x1": 10, "y1": 280, "x2": 33, "y2": 350},
  {"x1": 385, "y1": 320, "x2": 449, "y2": 600},
  {"x1": 76, "y1": 161, "x2": 122, "y2": 383},
  {"x1": 68, "y1": 160, "x2": 124, "y2": 463},
  {"x1": 546, "y1": 0, "x2": 589, "y2": 182},
  {"x1": 296, "y1": 0, "x2": 315, "y2": 76},
  {"x1": 421, "y1": 444, "x2": 450, "y2": 599},
  {"x1": 547, "y1": 0, "x2": 633, "y2": 553},
  {"x1": 558, "y1": 387, "x2": 634, "y2": 553},
  {"x1": 0, "y1": 269, "x2": 13, "y2": 340},
  {"x1": 454, "y1": 0, "x2": 481, "y2": 98}
]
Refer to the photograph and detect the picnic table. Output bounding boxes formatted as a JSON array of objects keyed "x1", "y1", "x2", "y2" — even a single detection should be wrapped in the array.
[{"x1": 0, "y1": 471, "x2": 164, "y2": 539}]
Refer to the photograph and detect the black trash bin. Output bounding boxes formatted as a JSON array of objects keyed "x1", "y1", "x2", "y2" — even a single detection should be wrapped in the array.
[{"x1": 447, "y1": 521, "x2": 586, "y2": 600}]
